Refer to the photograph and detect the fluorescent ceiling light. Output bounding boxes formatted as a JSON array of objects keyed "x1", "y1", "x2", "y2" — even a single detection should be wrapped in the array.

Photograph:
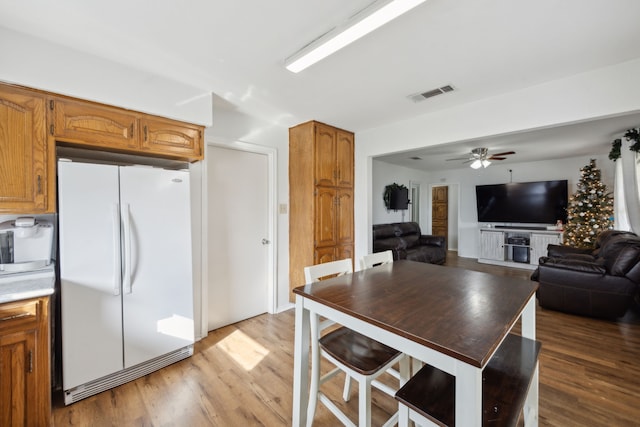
[{"x1": 285, "y1": 0, "x2": 428, "y2": 73}]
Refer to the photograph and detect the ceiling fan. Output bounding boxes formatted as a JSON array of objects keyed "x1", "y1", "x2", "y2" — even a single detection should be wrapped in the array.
[{"x1": 446, "y1": 147, "x2": 515, "y2": 169}]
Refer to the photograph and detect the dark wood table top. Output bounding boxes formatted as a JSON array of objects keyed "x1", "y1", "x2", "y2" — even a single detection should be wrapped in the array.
[{"x1": 293, "y1": 260, "x2": 538, "y2": 368}]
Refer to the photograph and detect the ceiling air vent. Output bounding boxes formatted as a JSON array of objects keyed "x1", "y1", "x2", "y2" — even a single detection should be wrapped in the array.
[{"x1": 408, "y1": 85, "x2": 455, "y2": 103}]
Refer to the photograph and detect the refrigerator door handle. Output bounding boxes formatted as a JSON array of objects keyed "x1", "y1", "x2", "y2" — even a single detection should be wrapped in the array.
[
  {"x1": 122, "y1": 203, "x2": 133, "y2": 294},
  {"x1": 112, "y1": 204, "x2": 122, "y2": 296}
]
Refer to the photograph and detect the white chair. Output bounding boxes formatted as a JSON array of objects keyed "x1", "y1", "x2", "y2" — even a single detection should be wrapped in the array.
[
  {"x1": 304, "y1": 258, "x2": 409, "y2": 427},
  {"x1": 360, "y1": 250, "x2": 394, "y2": 269}
]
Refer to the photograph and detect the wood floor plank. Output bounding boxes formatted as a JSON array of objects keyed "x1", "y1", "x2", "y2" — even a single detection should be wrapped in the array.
[{"x1": 53, "y1": 252, "x2": 640, "y2": 426}]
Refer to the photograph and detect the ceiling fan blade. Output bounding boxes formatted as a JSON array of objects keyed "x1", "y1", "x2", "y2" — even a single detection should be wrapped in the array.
[
  {"x1": 490, "y1": 151, "x2": 515, "y2": 157},
  {"x1": 445, "y1": 157, "x2": 472, "y2": 161},
  {"x1": 489, "y1": 156, "x2": 507, "y2": 160}
]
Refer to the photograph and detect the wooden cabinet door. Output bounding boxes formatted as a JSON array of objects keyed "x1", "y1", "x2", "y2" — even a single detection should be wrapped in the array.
[
  {"x1": 314, "y1": 246, "x2": 336, "y2": 265},
  {"x1": 315, "y1": 187, "x2": 337, "y2": 248},
  {"x1": 432, "y1": 186, "x2": 448, "y2": 239},
  {"x1": 0, "y1": 297, "x2": 49, "y2": 427},
  {"x1": 336, "y1": 245, "x2": 353, "y2": 263},
  {"x1": 0, "y1": 329, "x2": 37, "y2": 427},
  {"x1": 529, "y1": 233, "x2": 562, "y2": 265},
  {"x1": 0, "y1": 86, "x2": 49, "y2": 213},
  {"x1": 479, "y1": 231, "x2": 505, "y2": 261},
  {"x1": 51, "y1": 97, "x2": 138, "y2": 150},
  {"x1": 140, "y1": 116, "x2": 203, "y2": 160},
  {"x1": 336, "y1": 130, "x2": 354, "y2": 188},
  {"x1": 336, "y1": 189, "x2": 354, "y2": 245},
  {"x1": 314, "y1": 123, "x2": 336, "y2": 187}
]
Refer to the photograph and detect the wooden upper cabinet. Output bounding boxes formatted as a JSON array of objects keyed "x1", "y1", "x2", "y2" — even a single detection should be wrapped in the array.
[
  {"x1": 313, "y1": 123, "x2": 353, "y2": 188},
  {"x1": 50, "y1": 97, "x2": 139, "y2": 150},
  {"x1": 336, "y1": 130, "x2": 354, "y2": 188},
  {"x1": 140, "y1": 116, "x2": 203, "y2": 161},
  {"x1": 50, "y1": 96, "x2": 203, "y2": 162},
  {"x1": 314, "y1": 123, "x2": 337, "y2": 187},
  {"x1": 0, "y1": 85, "x2": 51, "y2": 213}
]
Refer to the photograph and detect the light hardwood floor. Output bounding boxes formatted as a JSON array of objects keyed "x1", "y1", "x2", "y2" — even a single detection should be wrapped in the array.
[{"x1": 53, "y1": 252, "x2": 640, "y2": 426}]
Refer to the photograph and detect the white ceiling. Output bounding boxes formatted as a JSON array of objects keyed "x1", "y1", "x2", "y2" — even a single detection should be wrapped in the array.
[{"x1": 2, "y1": 0, "x2": 640, "y2": 168}]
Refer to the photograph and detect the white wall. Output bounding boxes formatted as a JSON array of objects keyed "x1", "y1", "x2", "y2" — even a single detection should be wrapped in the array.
[
  {"x1": 356, "y1": 58, "x2": 640, "y2": 263},
  {"x1": 0, "y1": 27, "x2": 212, "y2": 126},
  {"x1": 371, "y1": 160, "x2": 431, "y2": 225}
]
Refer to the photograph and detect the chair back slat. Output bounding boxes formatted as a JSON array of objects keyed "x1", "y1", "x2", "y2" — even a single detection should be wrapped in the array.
[
  {"x1": 360, "y1": 250, "x2": 393, "y2": 269},
  {"x1": 304, "y1": 258, "x2": 353, "y2": 284}
]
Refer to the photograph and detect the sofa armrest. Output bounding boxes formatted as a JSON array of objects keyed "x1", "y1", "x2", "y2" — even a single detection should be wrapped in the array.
[
  {"x1": 419, "y1": 235, "x2": 446, "y2": 248},
  {"x1": 546, "y1": 244, "x2": 593, "y2": 258},
  {"x1": 538, "y1": 257, "x2": 606, "y2": 275}
]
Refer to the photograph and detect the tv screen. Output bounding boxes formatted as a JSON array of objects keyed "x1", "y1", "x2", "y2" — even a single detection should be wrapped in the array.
[
  {"x1": 390, "y1": 188, "x2": 409, "y2": 210},
  {"x1": 475, "y1": 180, "x2": 568, "y2": 224}
]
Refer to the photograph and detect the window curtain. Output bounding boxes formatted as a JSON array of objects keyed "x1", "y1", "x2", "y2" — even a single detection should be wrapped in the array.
[{"x1": 614, "y1": 146, "x2": 640, "y2": 232}]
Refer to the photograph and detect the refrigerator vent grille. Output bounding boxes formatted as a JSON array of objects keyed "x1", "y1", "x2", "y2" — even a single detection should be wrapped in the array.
[{"x1": 64, "y1": 345, "x2": 193, "y2": 405}]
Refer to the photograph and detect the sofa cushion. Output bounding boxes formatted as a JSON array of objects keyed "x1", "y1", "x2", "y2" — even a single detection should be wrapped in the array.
[
  {"x1": 610, "y1": 245, "x2": 640, "y2": 276},
  {"x1": 599, "y1": 236, "x2": 640, "y2": 273}
]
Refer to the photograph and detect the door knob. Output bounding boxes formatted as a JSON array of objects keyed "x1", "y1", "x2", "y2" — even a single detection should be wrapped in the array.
[{"x1": 262, "y1": 238, "x2": 271, "y2": 245}]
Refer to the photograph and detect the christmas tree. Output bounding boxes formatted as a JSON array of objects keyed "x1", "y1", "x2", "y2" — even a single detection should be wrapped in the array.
[{"x1": 563, "y1": 159, "x2": 614, "y2": 248}]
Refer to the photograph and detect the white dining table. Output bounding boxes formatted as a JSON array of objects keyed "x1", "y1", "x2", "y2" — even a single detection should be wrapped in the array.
[{"x1": 292, "y1": 260, "x2": 539, "y2": 427}]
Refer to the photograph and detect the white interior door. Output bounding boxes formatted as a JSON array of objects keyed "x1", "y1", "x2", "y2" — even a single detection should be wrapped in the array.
[{"x1": 207, "y1": 146, "x2": 269, "y2": 331}]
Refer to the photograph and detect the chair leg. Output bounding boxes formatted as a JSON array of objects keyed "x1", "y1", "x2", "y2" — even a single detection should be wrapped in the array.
[
  {"x1": 399, "y1": 355, "x2": 410, "y2": 386},
  {"x1": 343, "y1": 374, "x2": 353, "y2": 401},
  {"x1": 358, "y1": 377, "x2": 372, "y2": 427},
  {"x1": 306, "y1": 314, "x2": 322, "y2": 427},
  {"x1": 398, "y1": 403, "x2": 410, "y2": 427}
]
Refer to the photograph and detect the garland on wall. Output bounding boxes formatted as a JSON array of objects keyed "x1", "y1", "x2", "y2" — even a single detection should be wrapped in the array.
[{"x1": 608, "y1": 127, "x2": 640, "y2": 161}]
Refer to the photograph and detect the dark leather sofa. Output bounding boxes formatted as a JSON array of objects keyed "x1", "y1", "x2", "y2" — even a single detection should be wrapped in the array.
[
  {"x1": 531, "y1": 230, "x2": 640, "y2": 319},
  {"x1": 372, "y1": 222, "x2": 446, "y2": 264}
]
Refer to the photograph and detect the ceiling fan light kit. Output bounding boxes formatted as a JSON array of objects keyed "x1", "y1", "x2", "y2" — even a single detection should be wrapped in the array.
[
  {"x1": 447, "y1": 147, "x2": 514, "y2": 169},
  {"x1": 285, "y1": 0, "x2": 428, "y2": 73}
]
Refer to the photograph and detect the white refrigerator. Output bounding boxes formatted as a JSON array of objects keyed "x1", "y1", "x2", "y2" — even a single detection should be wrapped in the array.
[{"x1": 58, "y1": 160, "x2": 194, "y2": 404}]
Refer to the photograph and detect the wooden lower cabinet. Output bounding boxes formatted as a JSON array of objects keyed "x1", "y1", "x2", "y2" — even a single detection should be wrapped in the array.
[
  {"x1": 0, "y1": 297, "x2": 51, "y2": 426},
  {"x1": 314, "y1": 245, "x2": 354, "y2": 266}
]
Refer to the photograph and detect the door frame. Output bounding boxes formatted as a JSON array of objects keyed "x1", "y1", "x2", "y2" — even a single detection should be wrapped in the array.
[{"x1": 200, "y1": 140, "x2": 277, "y2": 336}]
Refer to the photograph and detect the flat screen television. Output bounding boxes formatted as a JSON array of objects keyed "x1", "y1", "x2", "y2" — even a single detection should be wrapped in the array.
[
  {"x1": 389, "y1": 188, "x2": 409, "y2": 210},
  {"x1": 475, "y1": 180, "x2": 568, "y2": 224}
]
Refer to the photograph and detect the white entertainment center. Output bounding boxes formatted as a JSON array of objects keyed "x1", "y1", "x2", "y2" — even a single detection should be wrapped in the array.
[{"x1": 478, "y1": 226, "x2": 563, "y2": 270}]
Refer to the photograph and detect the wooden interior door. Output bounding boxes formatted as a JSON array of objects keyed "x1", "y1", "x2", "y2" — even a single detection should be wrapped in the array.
[{"x1": 432, "y1": 186, "x2": 448, "y2": 242}]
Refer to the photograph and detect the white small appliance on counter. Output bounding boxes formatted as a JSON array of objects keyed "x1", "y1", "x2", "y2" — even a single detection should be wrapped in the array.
[{"x1": 0, "y1": 217, "x2": 54, "y2": 274}]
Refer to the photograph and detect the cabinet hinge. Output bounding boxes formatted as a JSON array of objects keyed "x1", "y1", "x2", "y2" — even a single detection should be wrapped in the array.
[
  {"x1": 50, "y1": 124, "x2": 54, "y2": 135},
  {"x1": 28, "y1": 350, "x2": 33, "y2": 373},
  {"x1": 49, "y1": 100, "x2": 54, "y2": 110},
  {"x1": 143, "y1": 125, "x2": 148, "y2": 141}
]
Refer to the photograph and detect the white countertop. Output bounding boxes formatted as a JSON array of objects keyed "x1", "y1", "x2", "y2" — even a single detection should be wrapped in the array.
[{"x1": 0, "y1": 264, "x2": 55, "y2": 304}]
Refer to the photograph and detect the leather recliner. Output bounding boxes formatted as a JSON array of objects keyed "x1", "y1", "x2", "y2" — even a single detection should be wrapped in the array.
[
  {"x1": 372, "y1": 222, "x2": 446, "y2": 265},
  {"x1": 531, "y1": 230, "x2": 640, "y2": 319}
]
